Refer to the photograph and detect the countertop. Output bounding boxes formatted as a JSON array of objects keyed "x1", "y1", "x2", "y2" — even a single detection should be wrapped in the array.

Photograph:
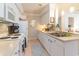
[
  {"x1": 38, "y1": 30, "x2": 79, "y2": 42},
  {"x1": 0, "y1": 33, "x2": 24, "y2": 56},
  {"x1": 0, "y1": 39, "x2": 18, "y2": 56},
  {"x1": 48, "y1": 33, "x2": 79, "y2": 42}
]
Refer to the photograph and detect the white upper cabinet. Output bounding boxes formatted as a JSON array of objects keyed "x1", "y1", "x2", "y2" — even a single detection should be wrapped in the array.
[
  {"x1": 0, "y1": 3, "x2": 5, "y2": 18},
  {"x1": 5, "y1": 4, "x2": 17, "y2": 22},
  {"x1": 0, "y1": 3, "x2": 24, "y2": 23},
  {"x1": 5, "y1": 3, "x2": 23, "y2": 23}
]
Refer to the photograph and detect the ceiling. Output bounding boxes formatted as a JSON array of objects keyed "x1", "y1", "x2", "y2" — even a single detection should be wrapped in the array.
[
  {"x1": 57, "y1": 3, "x2": 79, "y2": 12},
  {"x1": 22, "y1": 3, "x2": 48, "y2": 14}
]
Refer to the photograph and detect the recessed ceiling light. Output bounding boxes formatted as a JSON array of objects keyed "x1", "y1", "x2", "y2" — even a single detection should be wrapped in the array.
[
  {"x1": 38, "y1": 4, "x2": 42, "y2": 6},
  {"x1": 61, "y1": 10, "x2": 64, "y2": 16},
  {"x1": 70, "y1": 6, "x2": 75, "y2": 13}
]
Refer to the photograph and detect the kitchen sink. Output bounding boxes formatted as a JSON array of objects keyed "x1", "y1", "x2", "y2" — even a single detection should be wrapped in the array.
[{"x1": 50, "y1": 32, "x2": 72, "y2": 37}]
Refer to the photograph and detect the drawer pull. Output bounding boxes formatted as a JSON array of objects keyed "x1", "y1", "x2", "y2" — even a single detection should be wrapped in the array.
[
  {"x1": 48, "y1": 39, "x2": 56, "y2": 43},
  {"x1": 50, "y1": 40, "x2": 53, "y2": 43},
  {"x1": 15, "y1": 52, "x2": 17, "y2": 54}
]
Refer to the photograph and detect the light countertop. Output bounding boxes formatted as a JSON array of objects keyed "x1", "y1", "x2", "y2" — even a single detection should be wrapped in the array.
[
  {"x1": 0, "y1": 33, "x2": 24, "y2": 56},
  {"x1": 47, "y1": 32, "x2": 79, "y2": 42},
  {"x1": 0, "y1": 39, "x2": 18, "y2": 56},
  {"x1": 38, "y1": 30, "x2": 79, "y2": 42}
]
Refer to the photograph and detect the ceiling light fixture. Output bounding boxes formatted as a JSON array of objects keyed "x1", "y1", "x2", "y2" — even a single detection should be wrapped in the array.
[
  {"x1": 70, "y1": 6, "x2": 75, "y2": 13},
  {"x1": 38, "y1": 4, "x2": 42, "y2": 6},
  {"x1": 61, "y1": 10, "x2": 64, "y2": 16}
]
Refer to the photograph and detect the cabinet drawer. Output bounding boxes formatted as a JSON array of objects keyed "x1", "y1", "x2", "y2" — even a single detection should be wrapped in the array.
[
  {"x1": 47, "y1": 35, "x2": 56, "y2": 44},
  {"x1": 47, "y1": 35, "x2": 63, "y2": 47}
]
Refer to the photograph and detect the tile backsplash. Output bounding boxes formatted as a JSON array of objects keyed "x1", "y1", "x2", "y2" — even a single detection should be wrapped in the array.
[{"x1": 0, "y1": 23, "x2": 8, "y2": 34}]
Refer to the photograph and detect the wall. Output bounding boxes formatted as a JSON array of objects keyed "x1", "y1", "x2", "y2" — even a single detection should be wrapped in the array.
[
  {"x1": 26, "y1": 5, "x2": 49, "y2": 40},
  {"x1": 62, "y1": 11, "x2": 79, "y2": 32},
  {"x1": 40, "y1": 5, "x2": 49, "y2": 25},
  {"x1": 0, "y1": 23, "x2": 8, "y2": 37},
  {"x1": 40, "y1": 12, "x2": 49, "y2": 24},
  {"x1": 26, "y1": 13, "x2": 40, "y2": 40}
]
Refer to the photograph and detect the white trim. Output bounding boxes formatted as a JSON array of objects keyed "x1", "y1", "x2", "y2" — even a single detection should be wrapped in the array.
[{"x1": 15, "y1": 3, "x2": 24, "y2": 14}]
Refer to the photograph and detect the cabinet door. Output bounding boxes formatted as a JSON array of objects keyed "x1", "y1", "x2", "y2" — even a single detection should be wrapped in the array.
[
  {"x1": 13, "y1": 4, "x2": 20, "y2": 21},
  {"x1": 53, "y1": 45, "x2": 64, "y2": 56},
  {"x1": 47, "y1": 36, "x2": 64, "y2": 56},
  {"x1": 42, "y1": 33, "x2": 49, "y2": 50},
  {"x1": 11, "y1": 45, "x2": 20, "y2": 56},
  {"x1": 38, "y1": 32, "x2": 64, "y2": 56},
  {"x1": 0, "y1": 3, "x2": 4, "y2": 18},
  {"x1": 52, "y1": 40, "x2": 64, "y2": 56},
  {"x1": 5, "y1": 3, "x2": 16, "y2": 22},
  {"x1": 65, "y1": 40, "x2": 79, "y2": 56},
  {"x1": 38, "y1": 32, "x2": 42, "y2": 42},
  {"x1": 47, "y1": 36, "x2": 56, "y2": 56},
  {"x1": 38, "y1": 32, "x2": 49, "y2": 53}
]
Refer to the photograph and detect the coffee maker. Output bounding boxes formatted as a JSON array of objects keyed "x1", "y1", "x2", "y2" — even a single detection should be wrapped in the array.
[{"x1": 8, "y1": 23, "x2": 19, "y2": 34}]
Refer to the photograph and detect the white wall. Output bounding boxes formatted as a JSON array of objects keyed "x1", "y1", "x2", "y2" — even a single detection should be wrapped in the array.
[
  {"x1": 40, "y1": 5, "x2": 49, "y2": 24},
  {"x1": 0, "y1": 23, "x2": 8, "y2": 34},
  {"x1": 62, "y1": 12, "x2": 79, "y2": 31},
  {"x1": 26, "y1": 13, "x2": 40, "y2": 40},
  {"x1": 40, "y1": 12, "x2": 49, "y2": 24},
  {"x1": 26, "y1": 5, "x2": 49, "y2": 40}
]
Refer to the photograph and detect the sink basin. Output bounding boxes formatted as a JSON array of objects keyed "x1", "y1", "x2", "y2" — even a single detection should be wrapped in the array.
[{"x1": 50, "y1": 32, "x2": 72, "y2": 37}]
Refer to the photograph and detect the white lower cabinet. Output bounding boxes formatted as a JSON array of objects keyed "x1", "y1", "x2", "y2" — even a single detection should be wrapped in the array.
[
  {"x1": 47, "y1": 35, "x2": 64, "y2": 56},
  {"x1": 38, "y1": 31, "x2": 79, "y2": 56},
  {"x1": 64, "y1": 40, "x2": 79, "y2": 56},
  {"x1": 11, "y1": 47, "x2": 19, "y2": 56}
]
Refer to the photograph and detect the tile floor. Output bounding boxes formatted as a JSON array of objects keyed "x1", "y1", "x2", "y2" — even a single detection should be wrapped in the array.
[{"x1": 24, "y1": 39, "x2": 49, "y2": 56}]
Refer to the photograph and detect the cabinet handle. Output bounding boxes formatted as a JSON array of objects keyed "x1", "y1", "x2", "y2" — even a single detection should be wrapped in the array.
[
  {"x1": 18, "y1": 50, "x2": 20, "y2": 52},
  {"x1": 48, "y1": 39, "x2": 56, "y2": 43},
  {"x1": 15, "y1": 52, "x2": 17, "y2": 54},
  {"x1": 48, "y1": 39, "x2": 50, "y2": 41},
  {"x1": 48, "y1": 39, "x2": 52, "y2": 43},
  {"x1": 50, "y1": 40, "x2": 53, "y2": 43}
]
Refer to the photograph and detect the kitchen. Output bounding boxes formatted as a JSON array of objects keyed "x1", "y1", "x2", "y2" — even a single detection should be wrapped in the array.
[{"x1": 0, "y1": 3, "x2": 79, "y2": 56}]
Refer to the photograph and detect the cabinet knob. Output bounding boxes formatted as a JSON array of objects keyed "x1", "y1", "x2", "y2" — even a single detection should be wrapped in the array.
[
  {"x1": 50, "y1": 40, "x2": 53, "y2": 43},
  {"x1": 15, "y1": 52, "x2": 17, "y2": 54},
  {"x1": 48, "y1": 39, "x2": 56, "y2": 43},
  {"x1": 18, "y1": 50, "x2": 20, "y2": 52},
  {"x1": 48, "y1": 39, "x2": 52, "y2": 43}
]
